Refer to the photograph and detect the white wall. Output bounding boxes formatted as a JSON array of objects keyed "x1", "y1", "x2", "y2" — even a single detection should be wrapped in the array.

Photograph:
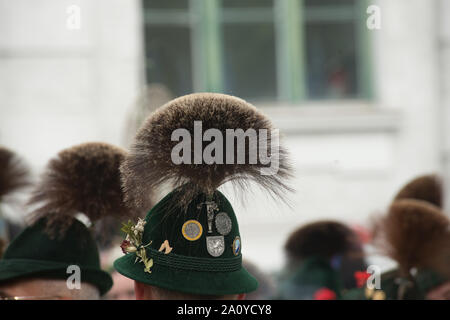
[
  {"x1": 0, "y1": 0, "x2": 144, "y2": 175},
  {"x1": 238, "y1": 0, "x2": 442, "y2": 271},
  {"x1": 0, "y1": 0, "x2": 445, "y2": 273},
  {"x1": 439, "y1": 0, "x2": 450, "y2": 208}
]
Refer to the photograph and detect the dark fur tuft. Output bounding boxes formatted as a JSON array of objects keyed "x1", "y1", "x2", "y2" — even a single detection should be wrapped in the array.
[
  {"x1": 29, "y1": 142, "x2": 136, "y2": 237},
  {"x1": 0, "y1": 146, "x2": 30, "y2": 200},
  {"x1": 375, "y1": 199, "x2": 450, "y2": 277},
  {"x1": 121, "y1": 93, "x2": 293, "y2": 211},
  {"x1": 394, "y1": 174, "x2": 442, "y2": 208},
  {"x1": 285, "y1": 220, "x2": 361, "y2": 261}
]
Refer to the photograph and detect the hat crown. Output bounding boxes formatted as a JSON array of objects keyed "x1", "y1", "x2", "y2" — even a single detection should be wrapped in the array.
[
  {"x1": 3, "y1": 218, "x2": 100, "y2": 268},
  {"x1": 143, "y1": 189, "x2": 241, "y2": 260}
]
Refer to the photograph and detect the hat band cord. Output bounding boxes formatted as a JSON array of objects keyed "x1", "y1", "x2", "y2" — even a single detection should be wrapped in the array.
[{"x1": 145, "y1": 247, "x2": 242, "y2": 272}]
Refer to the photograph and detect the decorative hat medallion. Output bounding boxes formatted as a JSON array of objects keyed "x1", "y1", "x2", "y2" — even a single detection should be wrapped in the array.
[
  {"x1": 182, "y1": 220, "x2": 203, "y2": 241},
  {"x1": 206, "y1": 236, "x2": 225, "y2": 257},
  {"x1": 232, "y1": 236, "x2": 241, "y2": 256},
  {"x1": 215, "y1": 212, "x2": 232, "y2": 235}
]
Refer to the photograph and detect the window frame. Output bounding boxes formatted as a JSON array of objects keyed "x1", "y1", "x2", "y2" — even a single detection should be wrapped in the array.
[{"x1": 142, "y1": 0, "x2": 373, "y2": 103}]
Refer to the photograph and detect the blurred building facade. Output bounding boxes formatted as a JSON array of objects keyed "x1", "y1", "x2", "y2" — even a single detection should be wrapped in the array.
[{"x1": 0, "y1": 0, "x2": 448, "y2": 271}]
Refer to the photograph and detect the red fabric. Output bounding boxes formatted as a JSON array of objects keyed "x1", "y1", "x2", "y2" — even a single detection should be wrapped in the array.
[
  {"x1": 354, "y1": 271, "x2": 371, "y2": 288},
  {"x1": 314, "y1": 288, "x2": 337, "y2": 300}
]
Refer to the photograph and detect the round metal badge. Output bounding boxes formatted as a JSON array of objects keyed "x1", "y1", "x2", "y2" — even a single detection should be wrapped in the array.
[
  {"x1": 232, "y1": 237, "x2": 241, "y2": 256},
  {"x1": 206, "y1": 236, "x2": 225, "y2": 257},
  {"x1": 182, "y1": 220, "x2": 203, "y2": 241},
  {"x1": 215, "y1": 212, "x2": 232, "y2": 235}
]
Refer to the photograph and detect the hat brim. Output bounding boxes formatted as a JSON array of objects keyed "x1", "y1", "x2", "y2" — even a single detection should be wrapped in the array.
[
  {"x1": 114, "y1": 253, "x2": 258, "y2": 296},
  {"x1": 0, "y1": 258, "x2": 113, "y2": 296}
]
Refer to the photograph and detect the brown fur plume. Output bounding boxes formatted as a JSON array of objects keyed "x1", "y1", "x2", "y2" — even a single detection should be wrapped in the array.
[
  {"x1": 0, "y1": 238, "x2": 5, "y2": 259},
  {"x1": 121, "y1": 93, "x2": 293, "y2": 211},
  {"x1": 394, "y1": 174, "x2": 442, "y2": 208},
  {"x1": 0, "y1": 146, "x2": 30, "y2": 200},
  {"x1": 285, "y1": 220, "x2": 361, "y2": 261},
  {"x1": 375, "y1": 199, "x2": 450, "y2": 277},
  {"x1": 29, "y1": 142, "x2": 136, "y2": 237}
]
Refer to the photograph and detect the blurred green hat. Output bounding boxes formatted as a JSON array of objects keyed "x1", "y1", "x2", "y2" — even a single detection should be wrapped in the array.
[
  {"x1": 115, "y1": 188, "x2": 257, "y2": 295},
  {"x1": 114, "y1": 93, "x2": 293, "y2": 296},
  {"x1": 0, "y1": 142, "x2": 134, "y2": 296},
  {"x1": 0, "y1": 218, "x2": 112, "y2": 295},
  {"x1": 277, "y1": 256, "x2": 343, "y2": 300},
  {"x1": 277, "y1": 220, "x2": 367, "y2": 299},
  {"x1": 343, "y1": 268, "x2": 445, "y2": 300},
  {"x1": 345, "y1": 199, "x2": 450, "y2": 300}
]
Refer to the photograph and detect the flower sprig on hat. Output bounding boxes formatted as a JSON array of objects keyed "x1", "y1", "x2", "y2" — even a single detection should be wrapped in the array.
[{"x1": 120, "y1": 218, "x2": 153, "y2": 273}]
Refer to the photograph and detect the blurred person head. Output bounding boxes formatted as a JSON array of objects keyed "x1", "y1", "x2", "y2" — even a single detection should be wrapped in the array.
[
  {"x1": 278, "y1": 220, "x2": 367, "y2": 299},
  {"x1": 373, "y1": 199, "x2": 450, "y2": 300},
  {"x1": 134, "y1": 283, "x2": 245, "y2": 300},
  {"x1": 0, "y1": 143, "x2": 137, "y2": 299},
  {"x1": 344, "y1": 174, "x2": 447, "y2": 300},
  {"x1": 0, "y1": 278, "x2": 100, "y2": 300},
  {"x1": 426, "y1": 282, "x2": 450, "y2": 300},
  {"x1": 345, "y1": 199, "x2": 450, "y2": 300},
  {"x1": 0, "y1": 218, "x2": 109, "y2": 300},
  {"x1": 285, "y1": 220, "x2": 364, "y2": 265},
  {"x1": 242, "y1": 259, "x2": 276, "y2": 300},
  {"x1": 114, "y1": 93, "x2": 293, "y2": 300},
  {"x1": 106, "y1": 271, "x2": 136, "y2": 300}
]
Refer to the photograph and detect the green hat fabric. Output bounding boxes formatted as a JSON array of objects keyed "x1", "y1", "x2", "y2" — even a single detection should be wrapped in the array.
[
  {"x1": 0, "y1": 218, "x2": 113, "y2": 296},
  {"x1": 342, "y1": 268, "x2": 446, "y2": 300},
  {"x1": 382, "y1": 268, "x2": 445, "y2": 300},
  {"x1": 342, "y1": 269, "x2": 396, "y2": 300},
  {"x1": 277, "y1": 256, "x2": 343, "y2": 299},
  {"x1": 114, "y1": 188, "x2": 258, "y2": 296}
]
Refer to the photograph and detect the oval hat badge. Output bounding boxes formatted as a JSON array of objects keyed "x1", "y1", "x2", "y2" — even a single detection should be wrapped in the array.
[
  {"x1": 182, "y1": 220, "x2": 203, "y2": 241},
  {"x1": 232, "y1": 237, "x2": 241, "y2": 256},
  {"x1": 215, "y1": 212, "x2": 232, "y2": 235}
]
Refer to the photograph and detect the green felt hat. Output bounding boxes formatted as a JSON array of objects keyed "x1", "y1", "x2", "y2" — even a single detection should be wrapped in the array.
[
  {"x1": 114, "y1": 93, "x2": 293, "y2": 296},
  {"x1": 0, "y1": 217, "x2": 113, "y2": 295},
  {"x1": 0, "y1": 142, "x2": 133, "y2": 297},
  {"x1": 114, "y1": 188, "x2": 258, "y2": 295},
  {"x1": 342, "y1": 269, "x2": 397, "y2": 300},
  {"x1": 342, "y1": 268, "x2": 446, "y2": 300},
  {"x1": 277, "y1": 257, "x2": 343, "y2": 300},
  {"x1": 344, "y1": 198, "x2": 450, "y2": 300}
]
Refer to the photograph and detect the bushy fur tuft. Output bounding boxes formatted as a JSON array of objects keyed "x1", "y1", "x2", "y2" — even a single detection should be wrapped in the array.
[
  {"x1": 0, "y1": 146, "x2": 30, "y2": 200},
  {"x1": 394, "y1": 174, "x2": 442, "y2": 208},
  {"x1": 121, "y1": 93, "x2": 293, "y2": 211},
  {"x1": 375, "y1": 199, "x2": 450, "y2": 277},
  {"x1": 285, "y1": 220, "x2": 360, "y2": 261},
  {"x1": 29, "y1": 142, "x2": 136, "y2": 237}
]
